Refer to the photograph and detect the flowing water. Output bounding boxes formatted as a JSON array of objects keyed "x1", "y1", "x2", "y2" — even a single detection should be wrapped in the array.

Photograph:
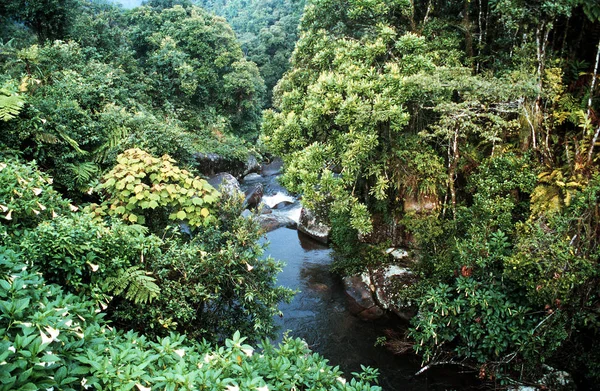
[{"x1": 245, "y1": 171, "x2": 478, "y2": 390}]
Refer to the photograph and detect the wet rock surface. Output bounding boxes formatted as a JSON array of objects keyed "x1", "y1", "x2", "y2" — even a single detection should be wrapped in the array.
[
  {"x1": 244, "y1": 155, "x2": 261, "y2": 176},
  {"x1": 207, "y1": 172, "x2": 241, "y2": 196},
  {"x1": 343, "y1": 275, "x2": 385, "y2": 320},
  {"x1": 272, "y1": 200, "x2": 294, "y2": 209},
  {"x1": 243, "y1": 183, "x2": 264, "y2": 209},
  {"x1": 298, "y1": 208, "x2": 330, "y2": 244},
  {"x1": 256, "y1": 214, "x2": 297, "y2": 232},
  {"x1": 261, "y1": 157, "x2": 284, "y2": 176},
  {"x1": 342, "y1": 251, "x2": 417, "y2": 321}
]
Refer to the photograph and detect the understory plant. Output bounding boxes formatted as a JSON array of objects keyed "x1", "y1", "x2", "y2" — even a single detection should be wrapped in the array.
[{"x1": 0, "y1": 249, "x2": 381, "y2": 391}]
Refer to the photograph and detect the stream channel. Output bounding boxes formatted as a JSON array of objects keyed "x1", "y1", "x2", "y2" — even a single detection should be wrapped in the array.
[{"x1": 241, "y1": 166, "x2": 477, "y2": 391}]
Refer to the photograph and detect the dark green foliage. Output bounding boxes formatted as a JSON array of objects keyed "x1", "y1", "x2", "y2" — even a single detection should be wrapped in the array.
[
  {"x1": 196, "y1": 0, "x2": 306, "y2": 106},
  {"x1": 110, "y1": 194, "x2": 294, "y2": 343},
  {"x1": 0, "y1": 0, "x2": 265, "y2": 196},
  {"x1": 0, "y1": 159, "x2": 69, "y2": 242},
  {"x1": 263, "y1": 0, "x2": 600, "y2": 384},
  {"x1": 3, "y1": 0, "x2": 80, "y2": 42},
  {"x1": 0, "y1": 250, "x2": 381, "y2": 391},
  {"x1": 21, "y1": 213, "x2": 162, "y2": 299}
]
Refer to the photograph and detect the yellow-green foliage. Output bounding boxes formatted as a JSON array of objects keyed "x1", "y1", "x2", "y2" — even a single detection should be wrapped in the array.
[
  {"x1": 91, "y1": 148, "x2": 220, "y2": 227},
  {"x1": 530, "y1": 169, "x2": 585, "y2": 217}
]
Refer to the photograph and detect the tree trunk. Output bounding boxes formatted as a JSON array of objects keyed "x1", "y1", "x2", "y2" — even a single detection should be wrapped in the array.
[
  {"x1": 408, "y1": 0, "x2": 417, "y2": 32},
  {"x1": 585, "y1": 37, "x2": 600, "y2": 166},
  {"x1": 476, "y1": 0, "x2": 486, "y2": 73},
  {"x1": 423, "y1": 0, "x2": 433, "y2": 24},
  {"x1": 463, "y1": 0, "x2": 474, "y2": 62},
  {"x1": 586, "y1": 36, "x2": 600, "y2": 119},
  {"x1": 447, "y1": 128, "x2": 460, "y2": 219}
]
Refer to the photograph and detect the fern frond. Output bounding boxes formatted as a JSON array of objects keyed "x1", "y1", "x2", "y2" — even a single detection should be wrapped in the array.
[
  {"x1": 96, "y1": 125, "x2": 129, "y2": 163},
  {"x1": 35, "y1": 132, "x2": 60, "y2": 144},
  {"x1": 58, "y1": 131, "x2": 87, "y2": 155},
  {"x1": 0, "y1": 88, "x2": 25, "y2": 122},
  {"x1": 65, "y1": 161, "x2": 99, "y2": 183},
  {"x1": 105, "y1": 266, "x2": 160, "y2": 304}
]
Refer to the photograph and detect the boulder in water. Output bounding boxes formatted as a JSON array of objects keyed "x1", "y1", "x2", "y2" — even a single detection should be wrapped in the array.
[
  {"x1": 272, "y1": 200, "x2": 294, "y2": 210},
  {"x1": 207, "y1": 173, "x2": 241, "y2": 196},
  {"x1": 242, "y1": 173, "x2": 262, "y2": 183},
  {"x1": 256, "y1": 214, "x2": 297, "y2": 232},
  {"x1": 244, "y1": 183, "x2": 263, "y2": 209},
  {"x1": 244, "y1": 155, "x2": 261, "y2": 176},
  {"x1": 298, "y1": 208, "x2": 330, "y2": 244},
  {"x1": 342, "y1": 257, "x2": 417, "y2": 321},
  {"x1": 257, "y1": 202, "x2": 272, "y2": 215},
  {"x1": 261, "y1": 157, "x2": 283, "y2": 176},
  {"x1": 343, "y1": 274, "x2": 385, "y2": 321},
  {"x1": 370, "y1": 265, "x2": 417, "y2": 321}
]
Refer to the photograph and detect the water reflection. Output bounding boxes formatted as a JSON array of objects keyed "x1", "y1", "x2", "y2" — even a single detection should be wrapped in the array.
[{"x1": 263, "y1": 228, "x2": 433, "y2": 390}]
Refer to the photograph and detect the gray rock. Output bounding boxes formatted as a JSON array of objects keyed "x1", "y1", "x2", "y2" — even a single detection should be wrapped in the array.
[
  {"x1": 256, "y1": 214, "x2": 297, "y2": 232},
  {"x1": 257, "y1": 202, "x2": 272, "y2": 215},
  {"x1": 297, "y1": 208, "x2": 330, "y2": 244},
  {"x1": 243, "y1": 183, "x2": 264, "y2": 209},
  {"x1": 272, "y1": 200, "x2": 294, "y2": 210},
  {"x1": 342, "y1": 259, "x2": 417, "y2": 322},
  {"x1": 261, "y1": 158, "x2": 283, "y2": 176},
  {"x1": 207, "y1": 173, "x2": 241, "y2": 196},
  {"x1": 540, "y1": 365, "x2": 575, "y2": 391},
  {"x1": 242, "y1": 173, "x2": 263, "y2": 183},
  {"x1": 370, "y1": 265, "x2": 417, "y2": 321},
  {"x1": 240, "y1": 209, "x2": 252, "y2": 218},
  {"x1": 244, "y1": 155, "x2": 261, "y2": 176},
  {"x1": 343, "y1": 274, "x2": 385, "y2": 321},
  {"x1": 510, "y1": 366, "x2": 575, "y2": 391}
]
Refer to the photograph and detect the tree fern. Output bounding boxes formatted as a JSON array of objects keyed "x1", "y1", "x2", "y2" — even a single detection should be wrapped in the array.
[
  {"x1": 105, "y1": 266, "x2": 160, "y2": 304},
  {"x1": 0, "y1": 87, "x2": 25, "y2": 122},
  {"x1": 65, "y1": 161, "x2": 99, "y2": 190}
]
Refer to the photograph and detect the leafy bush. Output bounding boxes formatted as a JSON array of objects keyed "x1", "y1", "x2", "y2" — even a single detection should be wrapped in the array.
[
  {"x1": 110, "y1": 195, "x2": 294, "y2": 343},
  {"x1": 90, "y1": 148, "x2": 220, "y2": 231},
  {"x1": 0, "y1": 158, "x2": 69, "y2": 242},
  {"x1": 0, "y1": 249, "x2": 381, "y2": 391},
  {"x1": 22, "y1": 213, "x2": 162, "y2": 303},
  {"x1": 410, "y1": 277, "x2": 536, "y2": 364}
]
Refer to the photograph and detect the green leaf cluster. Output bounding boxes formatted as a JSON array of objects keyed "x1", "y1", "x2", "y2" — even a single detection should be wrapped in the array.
[
  {"x1": 0, "y1": 249, "x2": 381, "y2": 391},
  {"x1": 91, "y1": 148, "x2": 220, "y2": 229}
]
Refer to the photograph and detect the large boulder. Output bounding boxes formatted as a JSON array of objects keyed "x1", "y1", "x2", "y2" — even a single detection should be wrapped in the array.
[
  {"x1": 207, "y1": 173, "x2": 241, "y2": 196},
  {"x1": 342, "y1": 251, "x2": 417, "y2": 321},
  {"x1": 297, "y1": 208, "x2": 330, "y2": 244},
  {"x1": 243, "y1": 183, "x2": 264, "y2": 209},
  {"x1": 256, "y1": 214, "x2": 297, "y2": 232},
  {"x1": 242, "y1": 173, "x2": 262, "y2": 184},
  {"x1": 244, "y1": 155, "x2": 261, "y2": 176},
  {"x1": 256, "y1": 202, "x2": 272, "y2": 215},
  {"x1": 194, "y1": 153, "x2": 245, "y2": 178},
  {"x1": 272, "y1": 200, "x2": 294, "y2": 210},
  {"x1": 261, "y1": 157, "x2": 283, "y2": 176},
  {"x1": 370, "y1": 264, "x2": 417, "y2": 321},
  {"x1": 343, "y1": 274, "x2": 385, "y2": 321}
]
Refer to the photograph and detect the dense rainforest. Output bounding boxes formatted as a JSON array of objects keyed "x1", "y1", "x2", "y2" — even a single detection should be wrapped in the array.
[
  {"x1": 262, "y1": 0, "x2": 600, "y2": 388},
  {"x1": 1, "y1": 0, "x2": 600, "y2": 390},
  {"x1": 0, "y1": 0, "x2": 379, "y2": 390}
]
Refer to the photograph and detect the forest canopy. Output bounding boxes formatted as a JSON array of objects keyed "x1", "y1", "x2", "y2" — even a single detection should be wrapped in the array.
[
  {"x1": 262, "y1": 0, "x2": 600, "y2": 386},
  {"x1": 2, "y1": 0, "x2": 600, "y2": 388}
]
